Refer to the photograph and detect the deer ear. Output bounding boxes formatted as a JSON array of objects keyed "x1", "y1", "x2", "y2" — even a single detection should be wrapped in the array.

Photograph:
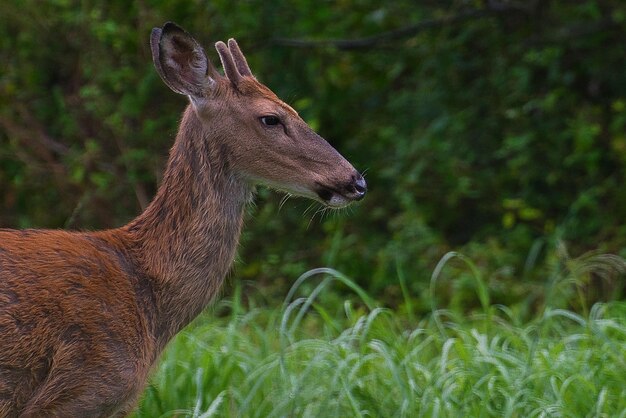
[{"x1": 151, "y1": 22, "x2": 215, "y2": 98}]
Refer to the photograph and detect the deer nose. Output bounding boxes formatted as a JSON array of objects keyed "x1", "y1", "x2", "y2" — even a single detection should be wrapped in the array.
[{"x1": 349, "y1": 174, "x2": 367, "y2": 201}]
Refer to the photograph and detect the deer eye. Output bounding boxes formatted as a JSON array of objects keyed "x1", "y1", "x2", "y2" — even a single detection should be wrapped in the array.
[{"x1": 260, "y1": 116, "x2": 280, "y2": 126}]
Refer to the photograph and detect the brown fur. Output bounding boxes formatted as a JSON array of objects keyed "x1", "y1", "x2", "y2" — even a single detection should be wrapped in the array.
[{"x1": 0, "y1": 22, "x2": 365, "y2": 417}]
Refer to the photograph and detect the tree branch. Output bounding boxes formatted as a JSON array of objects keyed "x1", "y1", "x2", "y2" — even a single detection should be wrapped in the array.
[
  {"x1": 271, "y1": 5, "x2": 529, "y2": 50},
  {"x1": 271, "y1": 3, "x2": 621, "y2": 51}
]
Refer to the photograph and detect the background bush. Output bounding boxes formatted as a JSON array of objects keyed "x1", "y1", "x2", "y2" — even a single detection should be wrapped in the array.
[{"x1": 1, "y1": 0, "x2": 625, "y2": 314}]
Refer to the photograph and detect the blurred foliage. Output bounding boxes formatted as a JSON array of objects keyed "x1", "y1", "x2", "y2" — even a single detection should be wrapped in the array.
[{"x1": 1, "y1": 0, "x2": 625, "y2": 312}]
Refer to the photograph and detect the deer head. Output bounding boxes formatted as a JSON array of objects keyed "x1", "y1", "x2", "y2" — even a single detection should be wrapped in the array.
[{"x1": 150, "y1": 22, "x2": 366, "y2": 208}]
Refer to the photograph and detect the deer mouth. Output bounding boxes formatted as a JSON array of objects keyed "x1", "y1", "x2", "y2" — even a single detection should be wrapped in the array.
[
  {"x1": 249, "y1": 175, "x2": 367, "y2": 208},
  {"x1": 315, "y1": 187, "x2": 349, "y2": 208},
  {"x1": 315, "y1": 176, "x2": 367, "y2": 208}
]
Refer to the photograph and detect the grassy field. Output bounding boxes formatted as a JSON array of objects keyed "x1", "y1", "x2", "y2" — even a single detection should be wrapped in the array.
[{"x1": 131, "y1": 257, "x2": 626, "y2": 418}]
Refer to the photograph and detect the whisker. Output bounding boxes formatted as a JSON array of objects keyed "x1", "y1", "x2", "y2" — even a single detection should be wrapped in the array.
[
  {"x1": 278, "y1": 194, "x2": 292, "y2": 212},
  {"x1": 307, "y1": 203, "x2": 326, "y2": 229},
  {"x1": 307, "y1": 209, "x2": 317, "y2": 229},
  {"x1": 302, "y1": 202, "x2": 317, "y2": 218},
  {"x1": 318, "y1": 206, "x2": 336, "y2": 223}
]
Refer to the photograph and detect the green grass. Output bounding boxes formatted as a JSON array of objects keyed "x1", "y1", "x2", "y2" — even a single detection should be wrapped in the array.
[{"x1": 131, "y1": 260, "x2": 626, "y2": 418}]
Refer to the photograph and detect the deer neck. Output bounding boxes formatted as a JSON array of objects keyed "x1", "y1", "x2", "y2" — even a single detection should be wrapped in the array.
[{"x1": 126, "y1": 105, "x2": 251, "y2": 343}]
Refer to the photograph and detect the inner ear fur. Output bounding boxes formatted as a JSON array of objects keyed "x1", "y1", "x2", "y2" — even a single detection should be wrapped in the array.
[{"x1": 151, "y1": 22, "x2": 215, "y2": 97}]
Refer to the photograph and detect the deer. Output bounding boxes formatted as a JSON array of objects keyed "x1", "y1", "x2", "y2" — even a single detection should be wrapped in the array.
[{"x1": 0, "y1": 22, "x2": 366, "y2": 417}]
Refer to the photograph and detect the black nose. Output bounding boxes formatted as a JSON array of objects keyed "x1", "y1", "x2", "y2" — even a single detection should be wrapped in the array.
[{"x1": 350, "y1": 175, "x2": 367, "y2": 200}]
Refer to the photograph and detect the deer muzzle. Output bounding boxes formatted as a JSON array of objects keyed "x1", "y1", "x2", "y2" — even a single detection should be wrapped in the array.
[{"x1": 316, "y1": 172, "x2": 367, "y2": 208}]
